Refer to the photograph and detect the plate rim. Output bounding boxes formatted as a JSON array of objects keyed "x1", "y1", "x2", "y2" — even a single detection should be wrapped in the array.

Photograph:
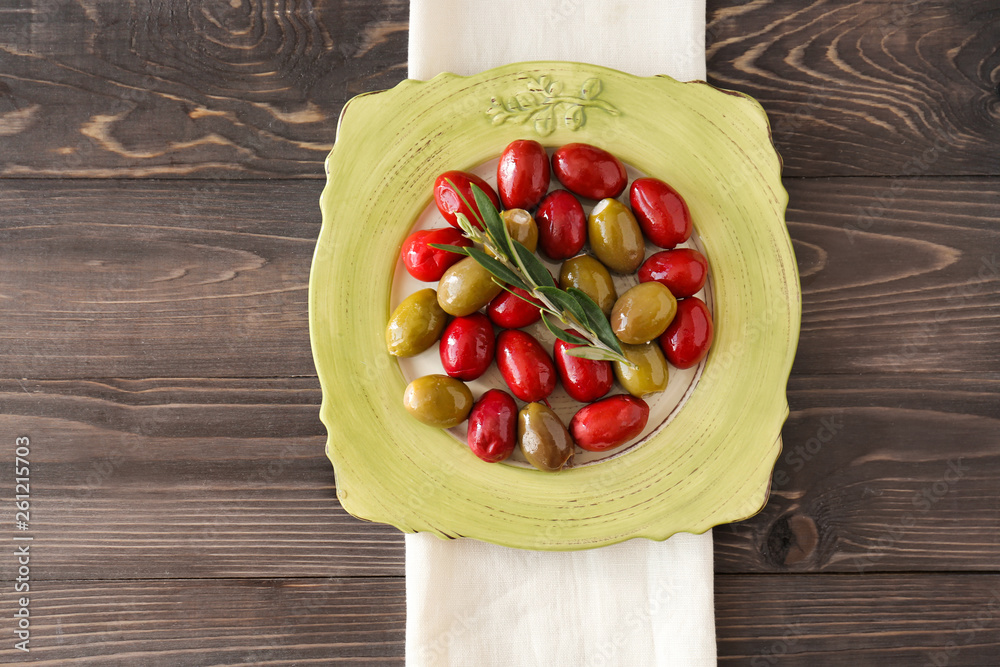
[{"x1": 309, "y1": 61, "x2": 800, "y2": 550}]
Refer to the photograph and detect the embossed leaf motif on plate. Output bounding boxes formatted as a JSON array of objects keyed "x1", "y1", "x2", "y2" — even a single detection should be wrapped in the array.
[{"x1": 487, "y1": 75, "x2": 620, "y2": 136}]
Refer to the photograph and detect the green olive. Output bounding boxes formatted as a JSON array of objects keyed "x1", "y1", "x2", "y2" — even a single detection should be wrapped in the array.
[
  {"x1": 588, "y1": 198, "x2": 645, "y2": 274},
  {"x1": 559, "y1": 254, "x2": 618, "y2": 317},
  {"x1": 614, "y1": 342, "x2": 669, "y2": 398},
  {"x1": 518, "y1": 402, "x2": 574, "y2": 472},
  {"x1": 386, "y1": 288, "x2": 448, "y2": 357},
  {"x1": 611, "y1": 282, "x2": 678, "y2": 345},
  {"x1": 500, "y1": 208, "x2": 539, "y2": 254},
  {"x1": 437, "y1": 256, "x2": 504, "y2": 317},
  {"x1": 403, "y1": 374, "x2": 474, "y2": 428}
]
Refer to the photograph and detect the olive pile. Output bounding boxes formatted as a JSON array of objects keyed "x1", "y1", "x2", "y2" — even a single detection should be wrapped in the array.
[{"x1": 387, "y1": 140, "x2": 714, "y2": 472}]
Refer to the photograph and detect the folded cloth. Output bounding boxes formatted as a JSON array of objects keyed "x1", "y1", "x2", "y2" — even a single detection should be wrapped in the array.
[
  {"x1": 406, "y1": 531, "x2": 716, "y2": 666},
  {"x1": 406, "y1": 1, "x2": 714, "y2": 665},
  {"x1": 408, "y1": 0, "x2": 706, "y2": 82}
]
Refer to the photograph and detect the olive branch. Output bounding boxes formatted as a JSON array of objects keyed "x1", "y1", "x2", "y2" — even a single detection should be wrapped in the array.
[
  {"x1": 430, "y1": 182, "x2": 633, "y2": 367},
  {"x1": 486, "y1": 76, "x2": 620, "y2": 137}
]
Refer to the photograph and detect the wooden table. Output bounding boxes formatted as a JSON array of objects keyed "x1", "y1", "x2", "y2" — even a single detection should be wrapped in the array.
[{"x1": 2, "y1": 1, "x2": 997, "y2": 664}]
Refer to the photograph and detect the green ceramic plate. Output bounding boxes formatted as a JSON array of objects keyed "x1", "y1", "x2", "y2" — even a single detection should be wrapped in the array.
[{"x1": 310, "y1": 61, "x2": 800, "y2": 551}]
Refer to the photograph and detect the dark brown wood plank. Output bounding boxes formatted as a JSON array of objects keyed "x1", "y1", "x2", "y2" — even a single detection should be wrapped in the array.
[
  {"x1": 0, "y1": 377, "x2": 406, "y2": 581},
  {"x1": 0, "y1": 179, "x2": 320, "y2": 378},
  {"x1": 716, "y1": 573, "x2": 1000, "y2": 665},
  {"x1": 0, "y1": 575, "x2": 997, "y2": 665},
  {"x1": 785, "y1": 177, "x2": 1000, "y2": 375},
  {"x1": 1, "y1": 1, "x2": 997, "y2": 178},
  {"x1": 0, "y1": 373, "x2": 995, "y2": 580},
  {"x1": 2, "y1": 176, "x2": 997, "y2": 378},
  {"x1": 715, "y1": 372, "x2": 1000, "y2": 573},
  {"x1": 707, "y1": 0, "x2": 1000, "y2": 177},
  {"x1": 0, "y1": 0, "x2": 408, "y2": 178},
  {"x1": 0, "y1": 578, "x2": 405, "y2": 665}
]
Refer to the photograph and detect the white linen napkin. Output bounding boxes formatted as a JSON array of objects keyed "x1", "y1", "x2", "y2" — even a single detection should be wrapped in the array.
[{"x1": 406, "y1": 2, "x2": 714, "y2": 665}]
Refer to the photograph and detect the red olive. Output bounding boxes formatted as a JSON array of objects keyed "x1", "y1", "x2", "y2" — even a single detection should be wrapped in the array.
[
  {"x1": 497, "y1": 140, "x2": 550, "y2": 210},
  {"x1": 467, "y1": 389, "x2": 518, "y2": 463},
  {"x1": 553, "y1": 331, "x2": 613, "y2": 403},
  {"x1": 496, "y1": 330, "x2": 557, "y2": 402},
  {"x1": 659, "y1": 297, "x2": 713, "y2": 369},
  {"x1": 638, "y1": 248, "x2": 708, "y2": 298},
  {"x1": 569, "y1": 395, "x2": 650, "y2": 452},
  {"x1": 629, "y1": 178, "x2": 693, "y2": 248},
  {"x1": 401, "y1": 227, "x2": 474, "y2": 282},
  {"x1": 434, "y1": 170, "x2": 501, "y2": 229},
  {"x1": 439, "y1": 313, "x2": 496, "y2": 381},
  {"x1": 551, "y1": 143, "x2": 627, "y2": 200},
  {"x1": 487, "y1": 287, "x2": 543, "y2": 329},
  {"x1": 535, "y1": 189, "x2": 586, "y2": 260}
]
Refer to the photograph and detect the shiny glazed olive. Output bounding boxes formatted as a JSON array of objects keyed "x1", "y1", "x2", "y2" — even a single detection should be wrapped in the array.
[
  {"x1": 496, "y1": 330, "x2": 557, "y2": 402},
  {"x1": 497, "y1": 140, "x2": 550, "y2": 210},
  {"x1": 401, "y1": 227, "x2": 472, "y2": 282},
  {"x1": 386, "y1": 288, "x2": 448, "y2": 357},
  {"x1": 518, "y1": 402, "x2": 575, "y2": 472},
  {"x1": 629, "y1": 177, "x2": 693, "y2": 248},
  {"x1": 536, "y1": 190, "x2": 587, "y2": 260},
  {"x1": 467, "y1": 389, "x2": 518, "y2": 463},
  {"x1": 554, "y1": 330, "x2": 614, "y2": 403},
  {"x1": 611, "y1": 282, "x2": 678, "y2": 345},
  {"x1": 434, "y1": 170, "x2": 500, "y2": 229},
  {"x1": 487, "y1": 286, "x2": 543, "y2": 328},
  {"x1": 588, "y1": 198, "x2": 645, "y2": 274},
  {"x1": 499, "y1": 208, "x2": 538, "y2": 253},
  {"x1": 439, "y1": 313, "x2": 495, "y2": 381},
  {"x1": 613, "y1": 342, "x2": 670, "y2": 398},
  {"x1": 558, "y1": 255, "x2": 618, "y2": 317},
  {"x1": 551, "y1": 143, "x2": 627, "y2": 200},
  {"x1": 403, "y1": 374, "x2": 474, "y2": 428},
  {"x1": 570, "y1": 394, "x2": 650, "y2": 452},
  {"x1": 660, "y1": 296, "x2": 714, "y2": 369},
  {"x1": 638, "y1": 248, "x2": 708, "y2": 298},
  {"x1": 437, "y1": 256, "x2": 504, "y2": 317}
]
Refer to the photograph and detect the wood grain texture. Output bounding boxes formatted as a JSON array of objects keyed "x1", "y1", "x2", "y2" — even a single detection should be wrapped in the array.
[
  {"x1": 717, "y1": 372, "x2": 1000, "y2": 573},
  {"x1": 0, "y1": 373, "x2": 995, "y2": 580},
  {"x1": 0, "y1": 575, "x2": 996, "y2": 665},
  {"x1": 0, "y1": 1, "x2": 997, "y2": 178},
  {"x1": 0, "y1": 0, "x2": 408, "y2": 178},
  {"x1": 0, "y1": 179, "x2": 318, "y2": 378},
  {"x1": 786, "y1": 176, "x2": 1000, "y2": 374},
  {"x1": 707, "y1": 0, "x2": 1000, "y2": 177},
  {"x1": 0, "y1": 578, "x2": 406, "y2": 665},
  {"x1": 0, "y1": 377, "x2": 405, "y2": 581},
  {"x1": 2, "y1": 177, "x2": 997, "y2": 378},
  {"x1": 716, "y1": 573, "x2": 1000, "y2": 665}
]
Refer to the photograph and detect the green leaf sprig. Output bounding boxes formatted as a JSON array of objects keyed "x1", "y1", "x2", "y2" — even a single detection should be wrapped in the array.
[{"x1": 430, "y1": 181, "x2": 634, "y2": 367}]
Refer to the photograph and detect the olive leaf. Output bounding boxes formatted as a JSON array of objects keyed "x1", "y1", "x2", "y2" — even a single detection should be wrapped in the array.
[
  {"x1": 541, "y1": 312, "x2": 590, "y2": 346},
  {"x1": 454, "y1": 212, "x2": 477, "y2": 236},
  {"x1": 427, "y1": 243, "x2": 470, "y2": 257},
  {"x1": 446, "y1": 180, "x2": 485, "y2": 230},
  {"x1": 563, "y1": 346, "x2": 623, "y2": 362},
  {"x1": 471, "y1": 184, "x2": 511, "y2": 260},
  {"x1": 463, "y1": 246, "x2": 528, "y2": 291},
  {"x1": 536, "y1": 286, "x2": 588, "y2": 327},
  {"x1": 566, "y1": 287, "x2": 624, "y2": 355},
  {"x1": 510, "y1": 239, "x2": 556, "y2": 288}
]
